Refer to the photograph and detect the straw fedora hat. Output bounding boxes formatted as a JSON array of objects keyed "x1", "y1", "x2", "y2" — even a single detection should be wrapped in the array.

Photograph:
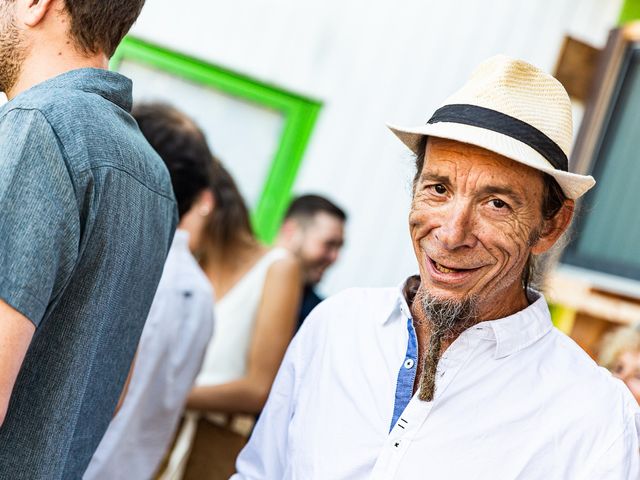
[{"x1": 388, "y1": 55, "x2": 595, "y2": 200}]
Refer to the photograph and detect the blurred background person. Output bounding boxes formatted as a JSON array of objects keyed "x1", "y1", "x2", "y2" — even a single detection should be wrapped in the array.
[
  {"x1": 599, "y1": 325, "x2": 640, "y2": 404},
  {"x1": 84, "y1": 103, "x2": 216, "y2": 480},
  {"x1": 276, "y1": 194, "x2": 346, "y2": 330},
  {"x1": 163, "y1": 143, "x2": 302, "y2": 480}
]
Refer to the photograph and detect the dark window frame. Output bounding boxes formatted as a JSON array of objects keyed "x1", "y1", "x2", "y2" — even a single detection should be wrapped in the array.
[{"x1": 561, "y1": 27, "x2": 640, "y2": 284}]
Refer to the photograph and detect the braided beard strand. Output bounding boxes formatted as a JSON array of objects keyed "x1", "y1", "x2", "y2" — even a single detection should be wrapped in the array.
[{"x1": 416, "y1": 291, "x2": 478, "y2": 402}]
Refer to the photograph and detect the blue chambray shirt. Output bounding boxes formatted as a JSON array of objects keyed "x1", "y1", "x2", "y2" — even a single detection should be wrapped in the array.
[{"x1": 0, "y1": 69, "x2": 177, "y2": 479}]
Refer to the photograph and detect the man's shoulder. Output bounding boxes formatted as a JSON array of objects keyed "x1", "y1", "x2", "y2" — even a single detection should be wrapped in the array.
[
  {"x1": 4, "y1": 84, "x2": 121, "y2": 141},
  {"x1": 0, "y1": 104, "x2": 55, "y2": 137},
  {"x1": 541, "y1": 327, "x2": 638, "y2": 418},
  {"x1": 4, "y1": 86, "x2": 174, "y2": 200},
  {"x1": 316, "y1": 286, "x2": 398, "y2": 311},
  {"x1": 157, "y1": 243, "x2": 212, "y2": 298},
  {"x1": 544, "y1": 327, "x2": 610, "y2": 377},
  {"x1": 2, "y1": 84, "x2": 99, "y2": 124},
  {"x1": 144, "y1": 247, "x2": 213, "y2": 339}
]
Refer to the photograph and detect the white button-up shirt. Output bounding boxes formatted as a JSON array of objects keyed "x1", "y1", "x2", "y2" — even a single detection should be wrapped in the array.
[
  {"x1": 84, "y1": 230, "x2": 214, "y2": 480},
  {"x1": 233, "y1": 282, "x2": 640, "y2": 479}
]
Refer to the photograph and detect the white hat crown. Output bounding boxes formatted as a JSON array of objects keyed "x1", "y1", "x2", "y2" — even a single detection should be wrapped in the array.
[
  {"x1": 444, "y1": 55, "x2": 573, "y2": 157},
  {"x1": 387, "y1": 55, "x2": 595, "y2": 199}
]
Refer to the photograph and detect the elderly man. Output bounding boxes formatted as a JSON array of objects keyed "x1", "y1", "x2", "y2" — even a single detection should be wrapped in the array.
[
  {"x1": 276, "y1": 194, "x2": 346, "y2": 329},
  {"x1": 233, "y1": 56, "x2": 640, "y2": 479}
]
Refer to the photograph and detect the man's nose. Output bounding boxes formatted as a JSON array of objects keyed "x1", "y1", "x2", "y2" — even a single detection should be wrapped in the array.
[{"x1": 435, "y1": 200, "x2": 477, "y2": 250}]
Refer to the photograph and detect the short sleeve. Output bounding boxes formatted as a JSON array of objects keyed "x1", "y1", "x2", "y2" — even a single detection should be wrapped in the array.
[{"x1": 0, "y1": 108, "x2": 80, "y2": 326}]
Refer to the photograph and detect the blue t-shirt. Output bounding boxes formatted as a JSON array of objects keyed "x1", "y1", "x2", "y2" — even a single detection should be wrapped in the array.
[{"x1": 0, "y1": 68, "x2": 177, "y2": 479}]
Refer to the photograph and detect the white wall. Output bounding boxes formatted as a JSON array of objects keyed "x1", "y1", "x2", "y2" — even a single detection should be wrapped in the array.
[{"x1": 131, "y1": 0, "x2": 622, "y2": 296}]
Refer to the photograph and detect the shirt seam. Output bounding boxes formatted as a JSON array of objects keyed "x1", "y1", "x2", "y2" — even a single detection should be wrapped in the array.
[
  {"x1": 2, "y1": 107, "x2": 175, "y2": 202},
  {"x1": 87, "y1": 165, "x2": 176, "y2": 202}
]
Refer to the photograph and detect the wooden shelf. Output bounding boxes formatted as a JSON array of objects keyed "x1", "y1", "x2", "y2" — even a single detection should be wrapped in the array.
[{"x1": 545, "y1": 270, "x2": 640, "y2": 358}]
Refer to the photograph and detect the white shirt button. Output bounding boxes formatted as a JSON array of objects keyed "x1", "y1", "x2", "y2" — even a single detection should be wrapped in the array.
[{"x1": 404, "y1": 358, "x2": 415, "y2": 369}]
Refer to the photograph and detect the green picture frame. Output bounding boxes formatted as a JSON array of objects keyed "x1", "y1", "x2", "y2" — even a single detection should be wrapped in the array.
[
  {"x1": 110, "y1": 36, "x2": 322, "y2": 243},
  {"x1": 619, "y1": 0, "x2": 640, "y2": 24}
]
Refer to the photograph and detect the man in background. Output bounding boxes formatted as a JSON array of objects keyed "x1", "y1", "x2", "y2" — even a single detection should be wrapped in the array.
[
  {"x1": 0, "y1": 1, "x2": 177, "y2": 478},
  {"x1": 84, "y1": 103, "x2": 216, "y2": 480},
  {"x1": 276, "y1": 194, "x2": 346, "y2": 329}
]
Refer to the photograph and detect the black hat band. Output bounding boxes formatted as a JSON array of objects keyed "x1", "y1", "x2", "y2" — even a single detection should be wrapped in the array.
[{"x1": 427, "y1": 104, "x2": 568, "y2": 172}]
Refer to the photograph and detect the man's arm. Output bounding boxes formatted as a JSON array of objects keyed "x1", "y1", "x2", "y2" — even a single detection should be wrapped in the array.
[
  {"x1": 585, "y1": 406, "x2": 640, "y2": 479},
  {"x1": 0, "y1": 300, "x2": 35, "y2": 426}
]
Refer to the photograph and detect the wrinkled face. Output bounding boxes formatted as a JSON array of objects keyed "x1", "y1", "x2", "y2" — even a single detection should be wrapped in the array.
[
  {"x1": 410, "y1": 137, "x2": 548, "y2": 321},
  {"x1": 294, "y1": 212, "x2": 345, "y2": 285},
  {"x1": 612, "y1": 349, "x2": 640, "y2": 404},
  {"x1": 0, "y1": 2, "x2": 27, "y2": 94}
]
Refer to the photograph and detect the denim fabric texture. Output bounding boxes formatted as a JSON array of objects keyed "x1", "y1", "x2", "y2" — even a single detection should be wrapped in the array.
[
  {"x1": 0, "y1": 68, "x2": 178, "y2": 479},
  {"x1": 389, "y1": 317, "x2": 418, "y2": 431}
]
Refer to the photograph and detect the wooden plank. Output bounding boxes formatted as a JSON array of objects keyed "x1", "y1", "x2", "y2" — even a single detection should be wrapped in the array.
[
  {"x1": 569, "y1": 313, "x2": 617, "y2": 359},
  {"x1": 554, "y1": 36, "x2": 601, "y2": 102}
]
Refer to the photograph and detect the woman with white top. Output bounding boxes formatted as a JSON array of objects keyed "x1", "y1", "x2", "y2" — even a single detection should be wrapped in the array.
[{"x1": 162, "y1": 157, "x2": 301, "y2": 480}]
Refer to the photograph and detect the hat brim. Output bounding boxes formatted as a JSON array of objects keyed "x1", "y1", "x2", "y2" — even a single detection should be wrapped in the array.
[{"x1": 387, "y1": 122, "x2": 595, "y2": 200}]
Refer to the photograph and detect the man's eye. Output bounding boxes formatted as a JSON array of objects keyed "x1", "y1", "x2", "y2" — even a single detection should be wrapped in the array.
[
  {"x1": 490, "y1": 199, "x2": 508, "y2": 209},
  {"x1": 432, "y1": 184, "x2": 447, "y2": 195}
]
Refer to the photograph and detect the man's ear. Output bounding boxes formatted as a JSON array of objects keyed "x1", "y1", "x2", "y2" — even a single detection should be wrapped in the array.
[
  {"x1": 16, "y1": 0, "x2": 57, "y2": 28},
  {"x1": 531, "y1": 199, "x2": 575, "y2": 255},
  {"x1": 196, "y1": 189, "x2": 215, "y2": 217},
  {"x1": 279, "y1": 218, "x2": 298, "y2": 239}
]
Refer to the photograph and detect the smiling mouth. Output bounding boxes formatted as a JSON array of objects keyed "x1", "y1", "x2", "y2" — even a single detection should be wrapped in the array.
[
  {"x1": 434, "y1": 262, "x2": 459, "y2": 274},
  {"x1": 430, "y1": 257, "x2": 479, "y2": 274}
]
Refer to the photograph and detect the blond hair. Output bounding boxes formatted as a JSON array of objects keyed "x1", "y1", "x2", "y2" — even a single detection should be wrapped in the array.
[{"x1": 598, "y1": 325, "x2": 640, "y2": 371}]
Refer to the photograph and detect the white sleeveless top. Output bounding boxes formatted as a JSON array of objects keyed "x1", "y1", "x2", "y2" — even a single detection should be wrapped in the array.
[
  {"x1": 196, "y1": 247, "x2": 288, "y2": 386},
  {"x1": 161, "y1": 247, "x2": 289, "y2": 480}
]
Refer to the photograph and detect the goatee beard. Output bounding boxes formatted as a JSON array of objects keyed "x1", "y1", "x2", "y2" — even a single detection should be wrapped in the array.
[{"x1": 416, "y1": 290, "x2": 478, "y2": 402}]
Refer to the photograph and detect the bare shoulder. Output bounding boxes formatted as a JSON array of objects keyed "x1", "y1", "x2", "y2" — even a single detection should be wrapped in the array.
[{"x1": 265, "y1": 250, "x2": 301, "y2": 280}]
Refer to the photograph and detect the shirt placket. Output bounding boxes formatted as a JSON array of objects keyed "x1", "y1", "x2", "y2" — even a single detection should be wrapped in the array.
[
  {"x1": 389, "y1": 318, "x2": 419, "y2": 432},
  {"x1": 371, "y1": 328, "x2": 485, "y2": 479}
]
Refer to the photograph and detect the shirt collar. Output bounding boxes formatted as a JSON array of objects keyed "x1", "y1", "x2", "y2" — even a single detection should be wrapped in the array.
[
  {"x1": 386, "y1": 277, "x2": 553, "y2": 358},
  {"x1": 477, "y1": 291, "x2": 553, "y2": 359},
  {"x1": 172, "y1": 229, "x2": 191, "y2": 250},
  {"x1": 381, "y1": 276, "x2": 417, "y2": 325},
  {"x1": 27, "y1": 68, "x2": 133, "y2": 112}
]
